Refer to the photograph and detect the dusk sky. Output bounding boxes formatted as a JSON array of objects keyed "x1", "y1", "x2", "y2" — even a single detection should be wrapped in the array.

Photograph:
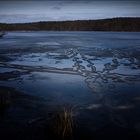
[{"x1": 0, "y1": 0, "x2": 140, "y2": 23}]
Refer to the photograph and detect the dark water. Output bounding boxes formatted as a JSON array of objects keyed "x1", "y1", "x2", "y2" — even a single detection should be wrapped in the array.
[{"x1": 0, "y1": 31, "x2": 140, "y2": 139}]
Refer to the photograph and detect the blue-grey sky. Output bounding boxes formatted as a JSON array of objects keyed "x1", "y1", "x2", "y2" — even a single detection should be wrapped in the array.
[{"x1": 0, "y1": 0, "x2": 140, "y2": 23}]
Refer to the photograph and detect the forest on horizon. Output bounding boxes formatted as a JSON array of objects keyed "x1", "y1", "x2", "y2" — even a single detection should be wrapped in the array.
[{"x1": 0, "y1": 17, "x2": 140, "y2": 31}]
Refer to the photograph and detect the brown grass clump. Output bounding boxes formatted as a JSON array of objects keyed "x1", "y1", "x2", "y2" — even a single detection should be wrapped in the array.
[{"x1": 52, "y1": 107, "x2": 74, "y2": 139}]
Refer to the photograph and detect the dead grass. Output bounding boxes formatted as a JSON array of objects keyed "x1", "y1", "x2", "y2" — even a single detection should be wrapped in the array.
[{"x1": 51, "y1": 106, "x2": 74, "y2": 139}]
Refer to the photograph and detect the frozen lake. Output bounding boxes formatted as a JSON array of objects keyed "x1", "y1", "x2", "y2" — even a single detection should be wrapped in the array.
[{"x1": 0, "y1": 31, "x2": 140, "y2": 139}]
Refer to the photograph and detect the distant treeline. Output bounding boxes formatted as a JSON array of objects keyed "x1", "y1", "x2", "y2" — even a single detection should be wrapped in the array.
[{"x1": 0, "y1": 17, "x2": 140, "y2": 31}]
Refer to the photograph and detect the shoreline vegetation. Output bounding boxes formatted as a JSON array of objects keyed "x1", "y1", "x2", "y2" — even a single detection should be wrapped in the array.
[{"x1": 0, "y1": 17, "x2": 140, "y2": 32}]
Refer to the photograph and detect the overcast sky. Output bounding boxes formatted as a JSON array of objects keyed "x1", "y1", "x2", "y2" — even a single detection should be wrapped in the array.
[{"x1": 0, "y1": 0, "x2": 140, "y2": 23}]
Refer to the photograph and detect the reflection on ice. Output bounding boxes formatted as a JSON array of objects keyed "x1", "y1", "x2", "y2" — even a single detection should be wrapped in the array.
[
  {"x1": 36, "y1": 42, "x2": 61, "y2": 46},
  {"x1": 1, "y1": 45, "x2": 140, "y2": 94},
  {"x1": 112, "y1": 105, "x2": 135, "y2": 110},
  {"x1": 86, "y1": 104, "x2": 102, "y2": 109},
  {"x1": 10, "y1": 53, "x2": 74, "y2": 69}
]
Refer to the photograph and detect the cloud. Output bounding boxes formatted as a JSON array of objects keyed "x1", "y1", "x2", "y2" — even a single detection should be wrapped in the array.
[{"x1": 52, "y1": 6, "x2": 61, "y2": 10}]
